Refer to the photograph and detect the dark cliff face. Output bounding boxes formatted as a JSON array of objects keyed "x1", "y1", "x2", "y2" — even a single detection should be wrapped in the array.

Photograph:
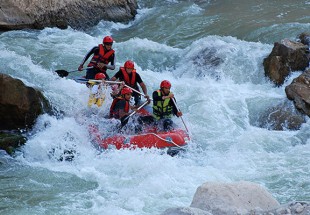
[{"x1": 0, "y1": 0, "x2": 138, "y2": 30}]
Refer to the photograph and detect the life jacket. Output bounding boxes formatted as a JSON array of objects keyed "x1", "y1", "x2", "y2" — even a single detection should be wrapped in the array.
[
  {"x1": 120, "y1": 67, "x2": 136, "y2": 87},
  {"x1": 153, "y1": 90, "x2": 173, "y2": 120},
  {"x1": 88, "y1": 44, "x2": 115, "y2": 72},
  {"x1": 109, "y1": 97, "x2": 130, "y2": 119}
]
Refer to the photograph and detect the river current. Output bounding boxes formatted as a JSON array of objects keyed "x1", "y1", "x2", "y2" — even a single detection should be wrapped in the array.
[{"x1": 0, "y1": 1, "x2": 310, "y2": 215}]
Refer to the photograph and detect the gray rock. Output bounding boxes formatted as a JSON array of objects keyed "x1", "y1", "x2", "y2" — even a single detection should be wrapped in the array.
[
  {"x1": 0, "y1": 0, "x2": 138, "y2": 30},
  {"x1": 266, "y1": 201, "x2": 310, "y2": 215},
  {"x1": 161, "y1": 207, "x2": 212, "y2": 215},
  {"x1": 190, "y1": 181, "x2": 279, "y2": 215},
  {"x1": 161, "y1": 181, "x2": 310, "y2": 215}
]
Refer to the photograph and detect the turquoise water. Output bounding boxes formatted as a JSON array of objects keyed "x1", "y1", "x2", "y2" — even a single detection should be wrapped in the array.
[{"x1": 0, "y1": 1, "x2": 309, "y2": 214}]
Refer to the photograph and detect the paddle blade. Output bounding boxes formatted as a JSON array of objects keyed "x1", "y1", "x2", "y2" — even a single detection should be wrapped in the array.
[
  {"x1": 121, "y1": 116, "x2": 129, "y2": 127},
  {"x1": 55, "y1": 70, "x2": 69, "y2": 78}
]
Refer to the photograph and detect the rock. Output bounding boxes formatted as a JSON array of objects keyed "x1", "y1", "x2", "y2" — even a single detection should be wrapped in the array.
[
  {"x1": 266, "y1": 201, "x2": 310, "y2": 215},
  {"x1": 256, "y1": 100, "x2": 305, "y2": 131},
  {"x1": 285, "y1": 69, "x2": 310, "y2": 116},
  {"x1": 298, "y1": 32, "x2": 310, "y2": 46},
  {"x1": 0, "y1": 73, "x2": 51, "y2": 130},
  {"x1": 263, "y1": 40, "x2": 309, "y2": 86},
  {"x1": 0, "y1": 0, "x2": 138, "y2": 30},
  {"x1": 162, "y1": 181, "x2": 310, "y2": 215},
  {"x1": 190, "y1": 181, "x2": 280, "y2": 215},
  {"x1": 191, "y1": 47, "x2": 224, "y2": 79},
  {"x1": 161, "y1": 207, "x2": 212, "y2": 215},
  {"x1": 293, "y1": 202, "x2": 305, "y2": 213},
  {"x1": 264, "y1": 54, "x2": 290, "y2": 86},
  {"x1": 0, "y1": 132, "x2": 26, "y2": 155}
]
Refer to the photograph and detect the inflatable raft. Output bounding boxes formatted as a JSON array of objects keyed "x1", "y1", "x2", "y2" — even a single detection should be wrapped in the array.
[{"x1": 89, "y1": 124, "x2": 189, "y2": 156}]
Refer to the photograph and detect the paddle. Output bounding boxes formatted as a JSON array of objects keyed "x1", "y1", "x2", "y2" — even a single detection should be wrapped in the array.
[
  {"x1": 121, "y1": 100, "x2": 150, "y2": 127},
  {"x1": 55, "y1": 67, "x2": 92, "y2": 78},
  {"x1": 74, "y1": 78, "x2": 149, "y2": 99},
  {"x1": 172, "y1": 98, "x2": 189, "y2": 133},
  {"x1": 74, "y1": 78, "x2": 122, "y2": 84}
]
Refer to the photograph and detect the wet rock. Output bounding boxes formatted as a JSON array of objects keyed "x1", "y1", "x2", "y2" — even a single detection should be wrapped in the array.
[
  {"x1": 256, "y1": 100, "x2": 305, "y2": 131},
  {"x1": 263, "y1": 39, "x2": 309, "y2": 86},
  {"x1": 191, "y1": 48, "x2": 224, "y2": 80},
  {"x1": 298, "y1": 32, "x2": 310, "y2": 46},
  {"x1": 0, "y1": 0, "x2": 138, "y2": 30},
  {"x1": 0, "y1": 132, "x2": 26, "y2": 155},
  {"x1": 0, "y1": 73, "x2": 51, "y2": 130},
  {"x1": 285, "y1": 69, "x2": 310, "y2": 116}
]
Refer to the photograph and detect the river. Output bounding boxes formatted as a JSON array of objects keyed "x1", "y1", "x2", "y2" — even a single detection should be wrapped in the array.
[{"x1": 0, "y1": 1, "x2": 309, "y2": 214}]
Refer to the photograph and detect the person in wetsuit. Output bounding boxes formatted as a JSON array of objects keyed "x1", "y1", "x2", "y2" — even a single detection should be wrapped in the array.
[
  {"x1": 78, "y1": 36, "x2": 115, "y2": 80},
  {"x1": 109, "y1": 87, "x2": 134, "y2": 126},
  {"x1": 110, "y1": 60, "x2": 149, "y2": 106}
]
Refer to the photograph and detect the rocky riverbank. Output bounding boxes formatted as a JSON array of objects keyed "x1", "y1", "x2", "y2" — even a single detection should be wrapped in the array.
[
  {"x1": 161, "y1": 181, "x2": 310, "y2": 215},
  {"x1": 0, "y1": 0, "x2": 138, "y2": 30}
]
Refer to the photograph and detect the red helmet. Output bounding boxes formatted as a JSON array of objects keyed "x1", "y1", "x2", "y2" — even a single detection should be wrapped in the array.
[
  {"x1": 95, "y1": 73, "x2": 106, "y2": 80},
  {"x1": 121, "y1": 87, "x2": 133, "y2": 95},
  {"x1": 124, "y1": 60, "x2": 134, "y2": 69},
  {"x1": 103, "y1": 36, "x2": 113, "y2": 44},
  {"x1": 160, "y1": 80, "x2": 171, "y2": 88}
]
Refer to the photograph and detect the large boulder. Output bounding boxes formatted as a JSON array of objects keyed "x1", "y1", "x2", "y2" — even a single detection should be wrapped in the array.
[
  {"x1": 285, "y1": 69, "x2": 310, "y2": 116},
  {"x1": 263, "y1": 39, "x2": 309, "y2": 86},
  {"x1": 0, "y1": 0, "x2": 138, "y2": 30},
  {"x1": 190, "y1": 181, "x2": 279, "y2": 215},
  {"x1": 0, "y1": 73, "x2": 51, "y2": 130}
]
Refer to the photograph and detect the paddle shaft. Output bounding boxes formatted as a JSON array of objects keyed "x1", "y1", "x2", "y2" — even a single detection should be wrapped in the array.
[
  {"x1": 122, "y1": 100, "x2": 150, "y2": 122},
  {"x1": 55, "y1": 67, "x2": 93, "y2": 78},
  {"x1": 106, "y1": 81, "x2": 148, "y2": 98},
  {"x1": 172, "y1": 98, "x2": 189, "y2": 133},
  {"x1": 68, "y1": 67, "x2": 90, "y2": 73},
  {"x1": 75, "y1": 79, "x2": 150, "y2": 99}
]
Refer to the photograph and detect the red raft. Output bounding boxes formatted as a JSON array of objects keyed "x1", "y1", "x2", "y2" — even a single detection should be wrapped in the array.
[{"x1": 89, "y1": 125, "x2": 190, "y2": 156}]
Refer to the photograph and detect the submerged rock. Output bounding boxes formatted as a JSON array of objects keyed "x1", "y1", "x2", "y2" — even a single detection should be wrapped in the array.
[
  {"x1": 0, "y1": 132, "x2": 26, "y2": 155},
  {"x1": 256, "y1": 100, "x2": 305, "y2": 131},
  {"x1": 191, "y1": 47, "x2": 224, "y2": 80}
]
